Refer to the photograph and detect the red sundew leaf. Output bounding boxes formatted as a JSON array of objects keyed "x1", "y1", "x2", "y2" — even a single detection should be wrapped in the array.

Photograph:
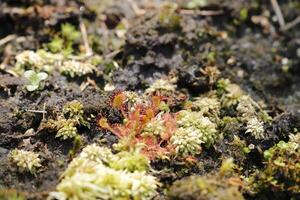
[
  {"x1": 112, "y1": 92, "x2": 126, "y2": 108},
  {"x1": 145, "y1": 108, "x2": 155, "y2": 120},
  {"x1": 151, "y1": 96, "x2": 161, "y2": 108}
]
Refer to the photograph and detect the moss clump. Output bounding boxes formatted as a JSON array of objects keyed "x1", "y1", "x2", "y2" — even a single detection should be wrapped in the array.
[
  {"x1": 12, "y1": 49, "x2": 98, "y2": 78},
  {"x1": 157, "y1": 3, "x2": 181, "y2": 30},
  {"x1": 217, "y1": 78, "x2": 244, "y2": 107},
  {"x1": 0, "y1": 189, "x2": 25, "y2": 200},
  {"x1": 191, "y1": 95, "x2": 221, "y2": 117},
  {"x1": 49, "y1": 144, "x2": 158, "y2": 200},
  {"x1": 60, "y1": 60, "x2": 96, "y2": 78},
  {"x1": 171, "y1": 110, "x2": 218, "y2": 156},
  {"x1": 48, "y1": 101, "x2": 88, "y2": 140},
  {"x1": 141, "y1": 113, "x2": 167, "y2": 138},
  {"x1": 145, "y1": 79, "x2": 176, "y2": 95},
  {"x1": 247, "y1": 133, "x2": 300, "y2": 194},
  {"x1": 245, "y1": 117, "x2": 264, "y2": 140},
  {"x1": 15, "y1": 50, "x2": 44, "y2": 71},
  {"x1": 62, "y1": 100, "x2": 87, "y2": 126},
  {"x1": 167, "y1": 158, "x2": 244, "y2": 200},
  {"x1": 109, "y1": 150, "x2": 150, "y2": 172},
  {"x1": 47, "y1": 23, "x2": 81, "y2": 56},
  {"x1": 55, "y1": 119, "x2": 78, "y2": 140},
  {"x1": 9, "y1": 149, "x2": 41, "y2": 174}
]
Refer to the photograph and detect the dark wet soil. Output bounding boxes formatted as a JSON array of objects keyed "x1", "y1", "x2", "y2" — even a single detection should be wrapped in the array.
[{"x1": 0, "y1": 0, "x2": 299, "y2": 199}]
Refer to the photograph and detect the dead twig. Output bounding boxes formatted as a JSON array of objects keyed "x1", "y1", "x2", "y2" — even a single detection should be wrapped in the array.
[
  {"x1": 80, "y1": 20, "x2": 93, "y2": 56},
  {"x1": 127, "y1": 0, "x2": 146, "y2": 16},
  {"x1": 80, "y1": 77, "x2": 98, "y2": 91},
  {"x1": 270, "y1": 0, "x2": 285, "y2": 28},
  {"x1": 281, "y1": 16, "x2": 300, "y2": 31},
  {"x1": 27, "y1": 106, "x2": 47, "y2": 121},
  {"x1": 180, "y1": 9, "x2": 223, "y2": 16},
  {"x1": 0, "y1": 34, "x2": 16, "y2": 47}
]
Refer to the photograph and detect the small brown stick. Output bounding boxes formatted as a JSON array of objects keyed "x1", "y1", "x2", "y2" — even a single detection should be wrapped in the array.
[
  {"x1": 281, "y1": 16, "x2": 300, "y2": 31},
  {"x1": 0, "y1": 34, "x2": 16, "y2": 47},
  {"x1": 27, "y1": 105, "x2": 47, "y2": 121},
  {"x1": 127, "y1": 0, "x2": 146, "y2": 16},
  {"x1": 42, "y1": 102, "x2": 46, "y2": 120},
  {"x1": 180, "y1": 9, "x2": 223, "y2": 16},
  {"x1": 270, "y1": 0, "x2": 285, "y2": 28},
  {"x1": 80, "y1": 20, "x2": 93, "y2": 56}
]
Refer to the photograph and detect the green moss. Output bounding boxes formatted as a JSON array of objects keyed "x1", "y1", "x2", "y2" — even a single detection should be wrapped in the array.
[
  {"x1": 167, "y1": 161, "x2": 244, "y2": 200},
  {"x1": 60, "y1": 60, "x2": 96, "y2": 78},
  {"x1": 158, "y1": 3, "x2": 181, "y2": 30},
  {"x1": 0, "y1": 189, "x2": 25, "y2": 200},
  {"x1": 110, "y1": 149, "x2": 150, "y2": 172},
  {"x1": 49, "y1": 144, "x2": 158, "y2": 200},
  {"x1": 55, "y1": 119, "x2": 78, "y2": 140},
  {"x1": 247, "y1": 134, "x2": 300, "y2": 194},
  {"x1": 63, "y1": 100, "x2": 86, "y2": 125},
  {"x1": 9, "y1": 149, "x2": 41, "y2": 174},
  {"x1": 171, "y1": 110, "x2": 218, "y2": 156},
  {"x1": 46, "y1": 23, "x2": 81, "y2": 56}
]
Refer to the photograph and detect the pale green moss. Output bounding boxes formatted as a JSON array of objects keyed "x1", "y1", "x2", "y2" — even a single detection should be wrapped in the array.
[
  {"x1": 15, "y1": 50, "x2": 44, "y2": 70},
  {"x1": 62, "y1": 100, "x2": 86, "y2": 125},
  {"x1": 192, "y1": 95, "x2": 221, "y2": 117},
  {"x1": 60, "y1": 60, "x2": 96, "y2": 78},
  {"x1": 55, "y1": 119, "x2": 78, "y2": 140},
  {"x1": 217, "y1": 79, "x2": 244, "y2": 107},
  {"x1": 9, "y1": 149, "x2": 41, "y2": 174},
  {"x1": 167, "y1": 160, "x2": 244, "y2": 200},
  {"x1": 171, "y1": 127, "x2": 203, "y2": 156},
  {"x1": 245, "y1": 117, "x2": 265, "y2": 140},
  {"x1": 145, "y1": 79, "x2": 176, "y2": 94},
  {"x1": 49, "y1": 144, "x2": 158, "y2": 200},
  {"x1": 142, "y1": 113, "x2": 166, "y2": 137},
  {"x1": 171, "y1": 110, "x2": 218, "y2": 156},
  {"x1": 110, "y1": 150, "x2": 150, "y2": 172}
]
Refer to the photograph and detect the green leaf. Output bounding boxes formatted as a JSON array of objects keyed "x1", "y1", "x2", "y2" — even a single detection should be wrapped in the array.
[
  {"x1": 26, "y1": 85, "x2": 39, "y2": 91},
  {"x1": 48, "y1": 37, "x2": 64, "y2": 53},
  {"x1": 37, "y1": 72, "x2": 48, "y2": 80},
  {"x1": 61, "y1": 23, "x2": 80, "y2": 41},
  {"x1": 24, "y1": 70, "x2": 36, "y2": 79}
]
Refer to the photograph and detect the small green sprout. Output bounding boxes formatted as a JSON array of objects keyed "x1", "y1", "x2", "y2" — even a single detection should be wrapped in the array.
[
  {"x1": 217, "y1": 79, "x2": 244, "y2": 107},
  {"x1": 23, "y1": 70, "x2": 48, "y2": 91},
  {"x1": 47, "y1": 37, "x2": 64, "y2": 54},
  {"x1": 55, "y1": 119, "x2": 78, "y2": 140},
  {"x1": 9, "y1": 149, "x2": 41, "y2": 174},
  {"x1": 61, "y1": 23, "x2": 81, "y2": 42},
  {"x1": 47, "y1": 23, "x2": 81, "y2": 56},
  {"x1": 219, "y1": 157, "x2": 236, "y2": 176}
]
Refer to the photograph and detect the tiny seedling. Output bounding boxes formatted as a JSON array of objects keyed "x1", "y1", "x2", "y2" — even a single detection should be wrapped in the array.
[{"x1": 24, "y1": 70, "x2": 48, "y2": 92}]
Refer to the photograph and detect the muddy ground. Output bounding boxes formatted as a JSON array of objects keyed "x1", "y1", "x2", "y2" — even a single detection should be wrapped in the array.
[{"x1": 0, "y1": 0, "x2": 299, "y2": 199}]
